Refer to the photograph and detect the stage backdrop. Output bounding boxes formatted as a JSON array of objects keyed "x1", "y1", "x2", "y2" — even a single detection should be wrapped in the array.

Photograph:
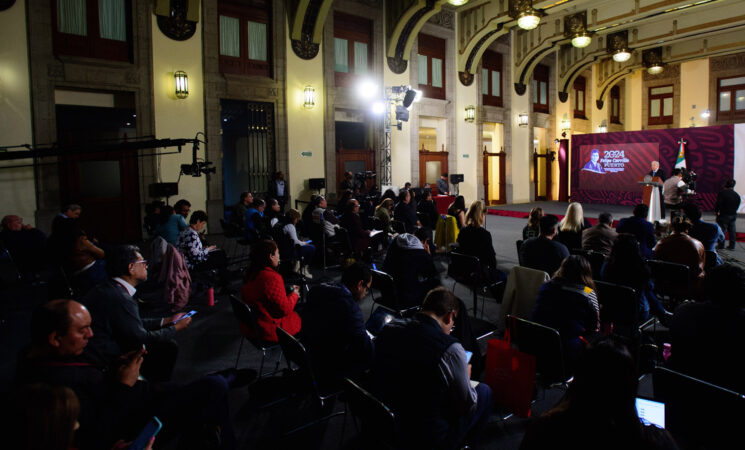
[{"x1": 571, "y1": 125, "x2": 735, "y2": 211}]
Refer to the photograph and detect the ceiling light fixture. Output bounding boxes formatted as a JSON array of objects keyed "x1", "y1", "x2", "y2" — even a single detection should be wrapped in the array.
[
  {"x1": 565, "y1": 12, "x2": 593, "y2": 49},
  {"x1": 572, "y1": 32, "x2": 592, "y2": 48},
  {"x1": 612, "y1": 49, "x2": 632, "y2": 63},
  {"x1": 447, "y1": 0, "x2": 469, "y2": 5},
  {"x1": 607, "y1": 30, "x2": 632, "y2": 63},
  {"x1": 517, "y1": 9, "x2": 541, "y2": 30}
]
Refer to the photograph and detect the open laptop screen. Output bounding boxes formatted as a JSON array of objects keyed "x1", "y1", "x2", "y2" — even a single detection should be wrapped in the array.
[{"x1": 636, "y1": 397, "x2": 665, "y2": 429}]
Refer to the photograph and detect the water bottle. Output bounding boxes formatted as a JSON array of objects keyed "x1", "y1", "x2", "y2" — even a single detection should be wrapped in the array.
[
  {"x1": 662, "y1": 343, "x2": 671, "y2": 362},
  {"x1": 207, "y1": 287, "x2": 215, "y2": 307}
]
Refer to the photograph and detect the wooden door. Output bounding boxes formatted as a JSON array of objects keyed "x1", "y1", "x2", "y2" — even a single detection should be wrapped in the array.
[
  {"x1": 482, "y1": 146, "x2": 506, "y2": 204},
  {"x1": 419, "y1": 151, "x2": 448, "y2": 194},
  {"x1": 337, "y1": 147, "x2": 375, "y2": 193},
  {"x1": 533, "y1": 149, "x2": 553, "y2": 201},
  {"x1": 57, "y1": 104, "x2": 141, "y2": 244}
]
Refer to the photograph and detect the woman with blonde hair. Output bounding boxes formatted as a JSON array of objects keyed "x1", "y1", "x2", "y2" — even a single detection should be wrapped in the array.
[
  {"x1": 374, "y1": 198, "x2": 395, "y2": 233},
  {"x1": 456, "y1": 200, "x2": 506, "y2": 298},
  {"x1": 556, "y1": 202, "x2": 591, "y2": 251}
]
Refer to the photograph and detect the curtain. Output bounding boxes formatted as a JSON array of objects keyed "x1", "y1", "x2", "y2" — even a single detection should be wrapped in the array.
[
  {"x1": 58, "y1": 0, "x2": 87, "y2": 36},
  {"x1": 99, "y1": 0, "x2": 126, "y2": 41},
  {"x1": 418, "y1": 54, "x2": 428, "y2": 85},
  {"x1": 482, "y1": 69, "x2": 489, "y2": 95},
  {"x1": 247, "y1": 21, "x2": 267, "y2": 61},
  {"x1": 334, "y1": 38, "x2": 348, "y2": 72},
  {"x1": 354, "y1": 42, "x2": 368, "y2": 75},
  {"x1": 431, "y1": 58, "x2": 443, "y2": 88},
  {"x1": 491, "y1": 71, "x2": 500, "y2": 97},
  {"x1": 220, "y1": 16, "x2": 240, "y2": 57}
]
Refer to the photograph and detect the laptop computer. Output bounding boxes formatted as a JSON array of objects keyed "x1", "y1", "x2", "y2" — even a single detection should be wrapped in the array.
[
  {"x1": 365, "y1": 306, "x2": 401, "y2": 338},
  {"x1": 636, "y1": 396, "x2": 666, "y2": 429}
]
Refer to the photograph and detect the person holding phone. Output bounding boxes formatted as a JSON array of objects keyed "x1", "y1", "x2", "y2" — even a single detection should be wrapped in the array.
[{"x1": 241, "y1": 239, "x2": 301, "y2": 342}]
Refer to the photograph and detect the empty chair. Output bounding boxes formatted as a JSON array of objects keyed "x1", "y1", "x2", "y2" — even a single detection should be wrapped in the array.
[
  {"x1": 507, "y1": 315, "x2": 568, "y2": 388},
  {"x1": 369, "y1": 269, "x2": 419, "y2": 317},
  {"x1": 515, "y1": 239, "x2": 523, "y2": 265},
  {"x1": 647, "y1": 259, "x2": 691, "y2": 305},
  {"x1": 594, "y1": 280, "x2": 638, "y2": 339},
  {"x1": 448, "y1": 252, "x2": 503, "y2": 318},
  {"x1": 344, "y1": 378, "x2": 397, "y2": 450}
]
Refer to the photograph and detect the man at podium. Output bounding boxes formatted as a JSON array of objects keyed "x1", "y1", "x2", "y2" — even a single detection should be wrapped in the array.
[{"x1": 649, "y1": 161, "x2": 666, "y2": 217}]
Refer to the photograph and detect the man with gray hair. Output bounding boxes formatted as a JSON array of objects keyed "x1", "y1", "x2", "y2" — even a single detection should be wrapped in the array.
[{"x1": 581, "y1": 212, "x2": 618, "y2": 256}]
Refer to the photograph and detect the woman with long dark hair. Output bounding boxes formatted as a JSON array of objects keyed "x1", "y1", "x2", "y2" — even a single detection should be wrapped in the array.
[
  {"x1": 241, "y1": 240, "x2": 301, "y2": 342},
  {"x1": 531, "y1": 255, "x2": 599, "y2": 367},
  {"x1": 522, "y1": 207, "x2": 543, "y2": 240},
  {"x1": 447, "y1": 195, "x2": 467, "y2": 229}
]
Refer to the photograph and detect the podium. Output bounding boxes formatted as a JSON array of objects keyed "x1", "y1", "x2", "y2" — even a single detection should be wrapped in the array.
[{"x1": 638, "y1": 175, "x2": 663, "y2": 222}]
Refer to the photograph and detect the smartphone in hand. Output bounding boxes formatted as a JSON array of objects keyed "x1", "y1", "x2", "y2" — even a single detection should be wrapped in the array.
[
  {"x1": 464, "y1": 351, "x2": 473, "y2": 363},
  {"x1": 174, "y1": 310, "x2": 197, "y2": 324},
  {"x1": 129, "y1": 417, "x2": 162, "y2": 450}
]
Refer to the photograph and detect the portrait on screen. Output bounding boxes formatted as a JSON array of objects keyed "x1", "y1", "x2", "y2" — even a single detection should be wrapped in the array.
[{"x1": 582, "y1": 149, "x2": 605, "y2": 174}]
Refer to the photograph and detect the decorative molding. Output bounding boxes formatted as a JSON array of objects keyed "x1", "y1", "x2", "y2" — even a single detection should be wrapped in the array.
[
  {"x1": 387, "y1": 55, "x2": 408, "y2": 74},
  {"x1": 710, "y1": 53, "x2": 745, "y2": 72},
  {"x1": 125, "y1": 71, "x2": 140, "y2": 84},
  {"x1": 428, "y1": 9, "x2": 454, "y2": 30},
  {"x1": 514, "y1": 82, "x2": 526, "y2": 96},
  {"x1": 596, "y1": 99, "x2": 604, "y2": 110},
  {"x1": 558, "y1": 91, "x2": 568, "y2": 103},
  {"x1": 0, "y1": 0, "x2": 16, "y2": 12},
  {"x1": 642, "y1": 62, "x2": 679, "y2": 81},
  {"x1": 156, "y1": 11, "x2": 196, "y2": 41},
  {"x1": 458, "y1": 71, "x2": 474, "y2": 86},
  {"x1": 291, "y1": 35, "x2": 320, "y2": 60}
]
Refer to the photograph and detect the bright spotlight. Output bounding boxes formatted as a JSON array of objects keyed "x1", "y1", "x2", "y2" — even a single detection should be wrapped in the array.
[
  {"x1": 413, "y1": 89, "x2": 423, "y2": 103},
  {"x1": 371, "y1": 101, "x2": 386, "y2": 115},
  {"x1": 357, "y1": 80, "x2": 378, "y2": 100}
]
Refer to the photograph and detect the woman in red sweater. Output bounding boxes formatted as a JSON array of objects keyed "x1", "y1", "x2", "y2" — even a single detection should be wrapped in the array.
[{"x1": 241, "y1": 239, "x2": 301, "y2": 342}]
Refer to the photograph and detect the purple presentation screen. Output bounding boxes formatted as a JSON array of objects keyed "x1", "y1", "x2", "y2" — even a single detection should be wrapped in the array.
[{"x1": 578, "y1": 142, "x2": 659, "y2": 192}]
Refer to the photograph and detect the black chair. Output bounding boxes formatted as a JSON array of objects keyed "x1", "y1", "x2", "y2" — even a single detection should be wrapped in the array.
[
  {"x1": 704, "y1": 250, "x2": 718, "y2": 271},
  {"x1": 0, "y1": 247, "x2": 21, "y2": 288},
  {"x1": 580, "y1": 250, "x2": 606, "y2": 280},
  {"x1": 369, "y1": 269, "x2": 420, "y2": 317},
  {"x1": 371, "y1": 216, "x2": 385, "y2": 231},
  {"x1": 647, "y1": 259, "x2": 691, "y2": 305},
  {"x1": 515, "y1": 240, "x2": 523, "y2": 265},
  {"x1": 507, "y1": 315, "x2": 568, "y2": 388},
  {"x1": 594, "y1": 280, "x2": 638, "y2": 339},
  {"x1": 344, "y1": 378, "x2": 396, "y2": 450},
  {"x1": 653, "y1": 366, "x2": 745, "y2": 448},
  {"x1": 390, "y1": 219, "x2": 406, "y2": 235},
  {"x1": 229, "y1": 295, "x2": 282, "y2": 377},
  {"x1": 276, "y1": 327, "x2": 345, "y2": 436},
  {"x1": 448, "y1": 252, "x2": 504, "y2": 318}
]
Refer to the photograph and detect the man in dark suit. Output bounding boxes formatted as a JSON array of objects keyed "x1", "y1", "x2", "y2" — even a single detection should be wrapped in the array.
[
  {"x1": 267, "y1": 171, "x2": 287, "y2": 211},
  {"x1": 393, "y1": 189, "x2": 420, "y2": 233},
  {"x1": 300, "y1": 263, "x2": 374, "y2": 388},
  {"x1": 81, "y1": 245, "x2": 192, "y2": 381},
  {"x1": 519, "y1": 214, "x2": 570, "y2": 276},
  {"x1": 616, "y1": 203, "x2": 657, "y2": 258}
]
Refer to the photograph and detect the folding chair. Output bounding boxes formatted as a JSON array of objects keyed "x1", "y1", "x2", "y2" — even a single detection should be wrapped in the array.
[
  {"x1": 647, "y1": 259, "x2": 691, "y2": 307},
  {"x1": 369, "y1": 269, "x2": 420, "y2": 317},
  {"x1": 448, "y1": 252, "x2": 503, "y2": 318},
  {"x1": 344, "y1": 378, "x2": 396, "y2": 450},
  {"x1": 507, "y1": 315, "x2": 569, "y2": 389},
  {"x1": 594, "y1": 280, "x2": 638, "y2": 339},
  {"x1": 229, "y1": 295, "x2": 282, "y2": 377}
]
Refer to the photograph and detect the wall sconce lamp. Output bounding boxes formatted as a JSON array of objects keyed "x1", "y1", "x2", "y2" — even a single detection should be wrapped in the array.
[
  {"x1": 174, "y1": 71, "x2": 189, "y2": 99},
  {"x1": 561, "y1": 114, "x2": 571, "y2": 137},
  {"x1": 701, "y1": 108, "x2": 711, "y2": 119},
  {"x1": 465, "y1": 105, "x2": 476, "y2": 122},
  {"x1": 643, "y1": 48, "x2": 665, "y2": 75},
  {"x1": 598, "y1": 119, "x2": 607, "y2": 133},
  {"x1": 565, "y1": 12, "x2": 592, "y2": 49},
  {"x1": 607, "y1": 31, "x2": 632, "y2": 63},
  {"x1": 518, "y1": 112, "x2": 529, "y2": 127},
  {"x1": 303, "y1": 85, "x2": 316, "y2": 109}
]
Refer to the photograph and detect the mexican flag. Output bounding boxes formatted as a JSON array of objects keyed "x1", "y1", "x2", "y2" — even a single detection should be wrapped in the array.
[{"x1": 675, "y1": 139, "x2": 687, "y2": 169}]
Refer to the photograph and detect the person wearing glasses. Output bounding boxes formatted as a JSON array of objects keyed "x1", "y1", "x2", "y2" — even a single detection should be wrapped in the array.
[{"x1": 81, "y1": 245, "x2": 192, "y2": 382}]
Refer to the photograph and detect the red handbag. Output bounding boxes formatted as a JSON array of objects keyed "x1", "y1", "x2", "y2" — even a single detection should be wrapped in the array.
[{"x1": 483, "y1": 328, "x2": 536, "y2": 417}]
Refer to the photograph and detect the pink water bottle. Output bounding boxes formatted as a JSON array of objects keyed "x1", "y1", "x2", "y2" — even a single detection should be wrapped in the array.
[
  {"x1": 207, "y1": 287, "x2": 215, "y2": 307},
  {"x1": 662, "y1": 343, "x2": 671, "y2": 362}
]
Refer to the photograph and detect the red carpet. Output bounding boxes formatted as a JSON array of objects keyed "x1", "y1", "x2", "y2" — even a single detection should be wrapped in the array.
[{"x1": 487, "y1": 207, "x2": 744, "y2": 242}]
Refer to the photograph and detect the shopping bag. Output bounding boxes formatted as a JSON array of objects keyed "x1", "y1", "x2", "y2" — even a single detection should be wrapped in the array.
[{"x1": 483, "y1": 330, "x2": 536, "y2": 417}]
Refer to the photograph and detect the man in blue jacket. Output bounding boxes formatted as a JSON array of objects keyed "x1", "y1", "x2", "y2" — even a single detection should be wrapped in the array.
[{"x1": 616, "y1": 203, "x2": 657, "y2": 258}]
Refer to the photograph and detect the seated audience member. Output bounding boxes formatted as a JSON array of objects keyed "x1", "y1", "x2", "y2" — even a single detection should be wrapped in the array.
[
  {"x1": 156, "y1": 204, "x2": 188, "y2": 245},
  {"x1": 372, "y1": 287, "x2": 493, "y2": 450},
  {"x1": 394, "y1": 189, "x2": 420, "y2": 233},
  {"x1": 311, "y1": 195, "x2": 341, "y2": 238},
  {"x1": 715, "y1": 178, "x2": 740, "y2": 250},
  {"x1": 174, "y1": 198, "x2": 191, "y2": 219},
  {"x1": 682, "y1": 203, "x2": 725, "y2": 265},
  {"x1": 456, "y1": 200, "x2": 506, "y2": 298},
  {"x1": 282, "y1": 209, "x2": 315, "y2": 278},
  {"x1": 264, "y1": 197, "x2": 282, "y2": 229},
  {"x1": 0, "y1": 214, "x2": 47, "y2": 274},
  {"x1": 615, "y1": 203, "x2": 656, "y2": 258},
  {"x1": 241, "y1": 240, "x2": 301, "y2": 342},
  {"x1": 301, "y1": 195, "x2": 321, "y2": 233},
  {"x1": 522, "y1": 207, "x2": 543, "y2": 240},
  {"x1": 531, "y1": 255, "x2": 600, "y2": 368},
  {"x1": 82, "y1": 245, "x2": 191, "y2": 381},
  {"x1": 374, "y1": 198, "x2": 395, "y2": 234},
  {"x1": 447, "y1": 195, "x2": 467, "y2": 229},
  {"x1": 601, "y1": 234, "x2": 670, "y2": 323},
  {"x1": 520, "y1": 338, "x2": 678, "y2": 450},
  {"x1": 51, "y1": 204, "x2": 82, "y2": 233},
  {"x1": 556, "y1": 202, "x2": 592, "y2": 251},
  {"x1": 383, "y1": 229, "x2": 440, "y2": 308},
  {"x1": 341, "y1": 198, "x2": 371, "y2": 259},
  {"x1": 49, "y1": 219, "x2": 106, "y2": 296},
  {"x1": 669, "y1": 263, "x2": 745, "y2": 393},
  {"x1": 381, "y1": 188, "x2": 397, "y2": 203},
  {"x1": 300, "y1": 263, "x2": 374, "y2": 388},
  {"x1": 417, "y1": 189, "x2": 439, "y2": 229},
  {"x1": 581, "y1": 212, "x2": 618, "y2": 256},
  {"x1": 229, "y1": 191, "x2": 253, "y2": 231},
  {"x1": 519, "y1": 214, "x2": 570, "y2": 276},
  {"x1": 244, "y1": 198, "x2": 267, "y2": 241},
  {"x1": 143, "y1": 200, "x2": 164, "y2": 237},
  {"x1": 268, "y1": 171, "x2": 287, "y2": 211},
  {"x1": 653, "y1": 216, "x2": 705, "y2": 285},
  {"x1": 17, "y1": 299, "x2": 235, "y2": 449},
  {"x1": 177, "y1": 210, "x2": 229, "y2": 286}
]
